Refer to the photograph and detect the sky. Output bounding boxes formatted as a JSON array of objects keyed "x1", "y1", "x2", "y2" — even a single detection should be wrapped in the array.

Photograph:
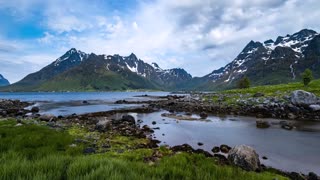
[{"x1": 0, "y1": 0, "x2": 319, "y2": 83}]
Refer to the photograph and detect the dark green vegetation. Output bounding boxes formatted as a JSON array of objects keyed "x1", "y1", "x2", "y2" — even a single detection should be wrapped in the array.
[
  {"x1": 192, "y1": 29, "x2": 320, "y2": 91},
  {"x1": 224, "y1": 78, "x2": 320, "y2": 96},
  {"x1": 237, "y1": 76, "x2": 250, "y2": 89},
  {"x1": 302, "y1": 68, "x2": 313, "y2": 87},
  {"x1": 0, "y1": 119, "x2": 287, "y2": 180},
  {"x1": 0, "y1": 50, "x2": 191, "y2": 92},
  {"x1": 200, "y1": 78, "x2": 320, "y2": 108}
]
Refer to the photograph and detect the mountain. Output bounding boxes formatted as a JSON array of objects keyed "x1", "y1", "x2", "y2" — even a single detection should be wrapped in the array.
[
  {"x1": 0, "y1": 74, "x2": 10, "y2": 86},
  {"x1": 2, "y1": 49, "x2": 192, "y2": 91},
  {"x1": 4, "y1": 48, "x2": 89, "y2": 91},
  {"x1": 198, "y1": 29, "x2": 320, "y2": 90},
  {"x1": 3, "y1": 28, "x2": 320, "y2": 92}
]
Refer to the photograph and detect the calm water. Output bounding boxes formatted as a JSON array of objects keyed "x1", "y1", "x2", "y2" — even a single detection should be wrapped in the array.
[
  {"x1": 126, "y1": 111, "x2": 320, "y2": 174},
  {"x1": 0, "y1": 92, "x2": 169, "y2": 115},
  {"x1": 1, "y1": 92, "x2": 319, "y2": 174}
]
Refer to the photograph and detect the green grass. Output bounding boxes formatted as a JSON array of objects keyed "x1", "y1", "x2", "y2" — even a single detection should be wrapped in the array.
[
  {"x1": 0, "y1": 119, "x2": 288, "y2": 180},
  {"x1": 223, "y1": 79, "x2": 320, "y2": 96}
]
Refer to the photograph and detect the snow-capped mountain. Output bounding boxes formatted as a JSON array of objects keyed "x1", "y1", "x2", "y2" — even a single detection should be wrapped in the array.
[
  {"x1": 54, "y1": 48, "x2": 88, "y2": 67},
  {"x1": 203, "y1": 29, "x2": 320, "y2": 89},
  {"x1": 0, "y1": 74, "x2": 10, "y2": 86},
  {"x1": 4, "y1": 49, "x2": 191, "y2": 91},
  {"x1": 102, "y1": 53, "x2": 192, "y2": 88}
]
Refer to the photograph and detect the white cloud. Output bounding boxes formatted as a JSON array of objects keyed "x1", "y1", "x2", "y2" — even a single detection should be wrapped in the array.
[
  {"x1": 1, "y1": 0, "x2": 320, "y2": 82},
  {"x1": 38, "y1": 32, "x2": 55, "y2": 44}
]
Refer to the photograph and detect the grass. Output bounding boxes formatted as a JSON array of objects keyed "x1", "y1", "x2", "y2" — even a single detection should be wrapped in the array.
[
  {"x1": 204, "y1": 79, "x2": 320, "y2": 106},
  {"x1": 223, "y1": 79, "x2": 320, "y2": 96},
  {"x1": 0, "y1": 119, "x2": 288, "y2": 180}
]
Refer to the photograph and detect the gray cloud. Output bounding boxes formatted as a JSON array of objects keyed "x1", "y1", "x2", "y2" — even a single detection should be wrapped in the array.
[{"x1": 0, "y1": 0, "x2": 320, "y2": 82}]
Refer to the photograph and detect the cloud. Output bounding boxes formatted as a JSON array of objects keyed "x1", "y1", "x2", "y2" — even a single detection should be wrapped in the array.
[{"x1": 0, "y1": 0, "x2": 320, "y2": 83}]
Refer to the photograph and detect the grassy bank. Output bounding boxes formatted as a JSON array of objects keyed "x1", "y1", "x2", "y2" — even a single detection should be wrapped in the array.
[
  {"x1": 223, "y1": 79, "x2": 320, "y2": 96},
  {"x1": 0, "y1": 119, "x2": 287, "y2": 180},
  {"x1": 204, "y1": 79, "x2": 320, "y2": 106}
]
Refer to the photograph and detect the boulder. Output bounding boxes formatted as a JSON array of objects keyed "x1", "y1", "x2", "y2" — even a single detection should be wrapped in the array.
[
  {"x1": 39, "y1": 114, "x2": 56, "y2": 122},
  {"x1": 31, "y1": 106, "x2": 40, "y2": 113},
  {"x1": 287, "y1": 113, "x2": 297, "y2": 120},
  {"x1": 228, "y1": 145, "x2": 261, "y2": 171},
  {"x1": 197, "y1": 142, "x2": 204, "y2": 146},
  {"x1": 220, "y1": 144, "x2": 231, "y2": 153},
  {"x1": 171, "y1": 144, "x2": 194, "y2": 153},
  {"x1": 211, "y1": 146, "x2": 220, "y2": 153},
  {"x1": 83, "y1": 147, "x2": 96, "y2": 154},
  {"x1": 121, "y1": 115, "x2": 135, "y2": 125},
  {"x1": 290, "y1": 90, "x2": 318, "y2": 106},
  {"x1": 281, "y1": 124, "x2": 293, "y2": 130},
  {"x1": 256, "y1": 120, "x2": 270, "y2": 128},
  {"x1": 214, "y1": 154, "x2": 229, "y2": 164},
  {"x1": 199, "y1": 112, "x2": 208, "y2": 119},
  {"x1": 194, "y1": 149, "x2": 212, "y2": 157},
  {"x1": 309, "y1": 104, "x2": 320, "y2": 112},
  {"x1": 308, "y1": 172, "x2": 319, "y2": 180},
  {"x1": 95, "y1": 118, "x2": 112, "y2": 132},
  {"x1": 279, "y1": 121, "x2": 294, "y2": 130}
]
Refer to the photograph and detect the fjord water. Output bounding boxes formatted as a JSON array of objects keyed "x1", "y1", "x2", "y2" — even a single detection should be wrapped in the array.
[
  {"x1": 1, "y1": 92, "x2": 319, "y2": 174},
  {"x1": 0, "y1": 92, "x2": 169, "y2": 115},
  {"x1": 129, "y1": 111, "x2": 320, "y2": 174}
]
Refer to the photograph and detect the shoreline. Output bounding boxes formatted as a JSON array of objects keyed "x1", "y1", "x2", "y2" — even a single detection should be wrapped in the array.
[{"x1": 0, "y1": 95, "x2": 319, "y2": 179}]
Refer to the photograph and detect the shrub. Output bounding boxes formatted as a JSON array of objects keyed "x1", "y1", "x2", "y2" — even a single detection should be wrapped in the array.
[
  {"x1": 237, "y1": 76, "x2": 250, "y2": 89},
  {"x1": 301, "y1": 68, "x2": 313, "y2": 86}
]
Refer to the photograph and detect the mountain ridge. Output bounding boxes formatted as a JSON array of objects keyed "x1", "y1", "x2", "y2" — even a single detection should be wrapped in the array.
[
  {"x1": 196, "y1": 29, "x2": 320, "y2": 90},
  {"x1": 1, "y1": 49, "x2": 192, "y2": 91},
  {"x1": 0, "y1": 74, "x2": 10, "y2": 87},
  {"x1": 1, "y1": 28, "x2": 320, "y2": 91}
]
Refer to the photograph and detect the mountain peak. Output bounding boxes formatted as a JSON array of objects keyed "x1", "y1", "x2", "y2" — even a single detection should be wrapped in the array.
[
  {"x1": 151, "y1": 62, "x2": 160, "y2": 69},
  {"x1": 127, "y1": 53, "x2": 138, "y2": 60},
  {"x1": 295, "y1": 29, "x2": 317, "y2": 36},
  {"x1": 54, "y1": 48, "x2": 88, "y2": 66},
  {"x1": 243, "y1": 40, "x2": 263, "y2": 52},
  {"x1": 0, "y1": 74, "x2": 10, "y2": 86}
]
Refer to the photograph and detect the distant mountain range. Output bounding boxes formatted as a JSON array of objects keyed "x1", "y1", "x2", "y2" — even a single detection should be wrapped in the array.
[
  {"x1": 1, "y1": 29, "x2": 320, "y2": 91},
  {"x1": 196, "y1": 29, "x2": 320, "y2": 90},
  {"x1": 0, "y1": 74, "x2": 10, "y2": 86},
  {"x1": 2, "y1": 49, "x2": 191, "y2": 91}
]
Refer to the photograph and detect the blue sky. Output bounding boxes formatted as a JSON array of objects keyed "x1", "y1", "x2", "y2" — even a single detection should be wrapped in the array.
[{"x1": 0, "y1": 0, "x2": 320, "y2": 83}]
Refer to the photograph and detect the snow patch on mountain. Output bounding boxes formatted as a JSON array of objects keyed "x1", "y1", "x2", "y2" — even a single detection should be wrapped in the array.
[
  {"x1": 126, "y1": 62, "x2": 138, "y2": 73},
  {"x1": 54, "y1": 48, "x2": 88, "y2": 66}
]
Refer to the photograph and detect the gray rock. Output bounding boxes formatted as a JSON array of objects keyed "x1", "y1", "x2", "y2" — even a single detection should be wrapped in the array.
[
  {"x1": 256, "y1": 120, "x2": 270, "y2": 128},
  {"x1": 253, "y1": 92, "x2": 264, "y2": 97},
  {"x1": 83, "y1": 147, "x2": 96, "y2": 154},
  {"x1": 308, "y1": 172, "x2": 318, "y2": 180},
  {"x1": 290, "y1": 90, "x2": 318, "y2": 106},
  {"x1": 199, "y1": 112, "x2": 208, "y2": 119},
  {"x1": 15, "y1": 123, "x2": 23, "y2": 127},
  {"x1": 121, "y1": 115, "x2": 135, "y2": 125},
  {"x1": 220, "y1": 144, "x2": 231, "y2": 153},
  {"x1": 228, "y1": 145, "x2": 261, "y2": 171},
  {"x1": 39, "y1": 114, "x2": 56, "y2": 122},
  {"x1": 287, "y1": 113, "x2": 297, "y2": 120},
  {"x1": 95, "y1": 118, "x2": 112, "y2": 132},
  {"x1": 309, "y1": 104, "x2": 320, "y2": 112},
  {"x1": 31, "y1": 106, "x2": 40, "y2": 113}
]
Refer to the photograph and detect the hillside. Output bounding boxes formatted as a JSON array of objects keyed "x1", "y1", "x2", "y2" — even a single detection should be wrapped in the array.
[
  {"x1": 1, "y1": 49, "x2": 191, "y2": 91},
  {"x1": 195, "y1": 29, "x2": 320, "y2": 90},
  {"x1": 0, "y1": 74, "x2": 9, "y2": 86}
]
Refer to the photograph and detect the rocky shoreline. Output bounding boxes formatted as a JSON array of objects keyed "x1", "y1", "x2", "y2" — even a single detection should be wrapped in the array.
[
  {"x1": 0, "y1": 94, "x2": 320, "y2": 180},
  {"x1": 116, "y1": 90, "x2": 320, "y2": 123}
]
